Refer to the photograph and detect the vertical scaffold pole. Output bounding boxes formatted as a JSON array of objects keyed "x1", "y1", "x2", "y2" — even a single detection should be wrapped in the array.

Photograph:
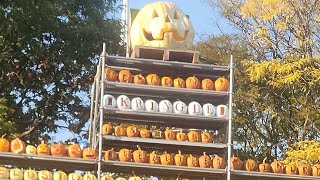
[
  {"x1": 227, "y1": 55, "x2": 234, "y2": 180},
  {"x1": 97, "y1": 43, "x2": 106, "y2": 180}
]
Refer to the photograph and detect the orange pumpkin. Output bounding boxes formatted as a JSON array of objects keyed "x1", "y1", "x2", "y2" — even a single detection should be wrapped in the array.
[
  {"x1": 119, "y1": 148, "x2": 132, "y2": 162},
  {"x1": 114, "y1": 125, "x2": 126, "y2": 136},
  {"x1": 118, "y1": 70, "x2": 133, "y2": 83},
  {"x1": 312, "y1": 163, "x2": 320, "y2": 176},
  {"x1": 212, "y1": 155, "x2": 226, "y2": 169},
  {"x1": 161, "y1": 77, "x2": 173, "y2": 87},
  {"x1": 146, "y1": 74, "x2": 160, "y2": 86},
  {"x1": 199, "y1": 152, "x2": 212, "y2": 168},
  {"x1": 201, "y1": 78, "x2": 214, "y2": 90},
  {"x1": 231, "y1": 156, "x2": 243, "y2": 170},
  {"x1": 245, "y1": 159, "x2": 258, "y2": 171},
  {"x1": 149, "y1": 151, "x2": 160, "y2": 164},
  {"x1": 201, "y1": 131, "x2": 213, "y2": 143},
  {"x1": 298, "y1": 164, "x2": 312, "y2": 176},
  {"x1": 164, "y1": 129, "x2": 176, "y2": 140},
  {"x1": 187, "y1": 130, "x2": 200, "y2": 142},
  {"x1": 270, "y1": 159, "x2": 284, "y2": 173},
  {"x1": 50, "y1": 143, "x2": 67, "y2": 157},
  {"x1": 126, "y1": 125, "x2": 139, "y2": 137},
  {"x1": 102, "y1": 123, "x2": 113, "y2": 135},
  {"x1": 67, "y1": 143, "x2": 82, "y2": 158},
  {"x1": 82, "y1": 147, "x2": 97, "y2": 159},
  {"x1": 104, "y1": 148, "x2": 118, "y2": 161},
  {"x1": 133, "y1": 146, "x2": 148, "y2": 163},
  {"x1": 140, "y1": 129, "x2": 150, "y2": 138},
  {"x1": 259, "y1": 157, "x2": 271, "y2": 172},
  {"x1": 186, "y1": 76, "x2": 201, "y2": 89},
  {"x1": 0, "y1": 134, "x2": 10, "y2": 152},
  {"x1": 215, "y1": 77, "x2": 229, "y2": 92},
  {"x1": 133, "y1": 74, "x2": 146, "y2": 84},
  {"x1": 174, "y1": 78, "x2": 186, "y2": 88},
  {"x1": 187, "y1": 154, "x2": 199, "y2": 167},
  {"x1": 37, "y1": 141, "x2": 50, "y2": 156},
  {"x1": 176, "y1": 130, "x2": 187, "y2": 141},
  {"x1": 10, "y1": 138, "x2": 26, "y2": 154},
  {"x1": 160, "y1": 151, "x2": 174, "y2": 165},
  {"x1": 174, "y1": 150, "x2": 187, "y2": 166},
  {"x1": 105, "y1": 68, "x2": 117, "y2": 82},
  {"x1": 285, "y1": 164, "x2": 298, "y2": 175}
]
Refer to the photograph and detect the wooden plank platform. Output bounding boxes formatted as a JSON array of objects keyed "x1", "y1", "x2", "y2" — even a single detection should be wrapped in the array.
[{"x1": 131, "y1": 45, "x2": 199, "y2": 64}]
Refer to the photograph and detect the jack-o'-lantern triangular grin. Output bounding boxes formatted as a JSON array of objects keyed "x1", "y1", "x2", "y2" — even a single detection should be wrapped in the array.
[{"x1": 144, "y1": 29, "x2": 189, "y2": 41}]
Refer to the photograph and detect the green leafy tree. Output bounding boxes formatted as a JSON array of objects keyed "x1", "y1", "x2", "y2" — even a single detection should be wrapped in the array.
[{"x1": 0, "y1": 0, "x2": 124, "y2": 142}]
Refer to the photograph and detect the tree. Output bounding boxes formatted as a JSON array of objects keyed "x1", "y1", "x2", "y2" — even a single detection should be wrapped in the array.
[
  {"x1": 209, "y1": 0, "x2": 320, "y2": 59},
  {"x1": 0, "y1": 0, "x2": 124, "y2": 142}
]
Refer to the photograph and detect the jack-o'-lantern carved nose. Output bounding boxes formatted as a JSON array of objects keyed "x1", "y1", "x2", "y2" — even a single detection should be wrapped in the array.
[{"x1": 165, "y1": 15, "x2": 171, "y2": 23}]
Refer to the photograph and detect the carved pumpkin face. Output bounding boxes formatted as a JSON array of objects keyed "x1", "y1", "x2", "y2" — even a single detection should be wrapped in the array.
[
  {"x1": 10, "y1": 168, "x2": 23, "y2": 180},
  {"x1": 82, "y1": 147, "x2": 97, "y2": 159},
  {"x1": 50, "y1": 143, "x2": 66, "y2": 157},
  {"x1": 0, "y1": 167, "x2": 9, "y2": 179},
  {"x1": 38, "y1": 170, "x2": 53, "y2": 180},
  {"x1": 26, "y1": 145, "x2": 37, "y2": 155},
  {"x1": 105, "y1": 68, "x2": 117, "y2": 82},
  {"x1": 102, "y1": 123, "x2": 114, "y2": 135},
  {"x1": 133, "y1": 74, "x2": 146, "y2": 84},
  {"x1": 212, "y1": 156, "x2": 226, "y2": 169},
  {"x1": 160, "y1": 152, "x2": 174, "y2": 165},
  {"x1": 149, "y1": 151, "x2": 160, "y2": 164},
  {"x1": 140, "y1": 129, "x2": 150, "y2": 138},
  {"x1": 0, "y1": 135, "x2": 10, "y2": 152},
  {"x1": 37, "y1": 141, "x2": 50, "y2": 156},
  {"x1": 133, "y1": 146, "x2": 148, "y2": 163},
  {"x1": 187, "y1": 155, "x2": 199, "y2": 167},
  {"x1": 270, "y1": 160, "x2": 284, "y2": 173},
  {"x1": 119, "y1": 148, "x2": 132, "y2": 162},
  {"x1": 215, "y1": 77, "x2": 229, "y2": 92},
  {"x1": 104, "y1": 148, "x2": 118, "y2": 161},
  {"x1": 130, "y1": 2, "x2": 195, "y2": 50},
  {"x1": 24, "y1": 169, "x2": 37, "y2": 180},
  {"x1": 174, "y1": 150, "x2": 187, "y2": 166},
  {"x1": 245, "y1": 159, "x2": 258, "y2": 171},
  {"x1": 67, "y1": 143, "x2": 82, "y2": 158},
  {"x1": 146, "y1": 74, "x2": 160, "y2": 86},
  {"x1": 10, "y1": 138, "x2": 26, "y2": 154}
]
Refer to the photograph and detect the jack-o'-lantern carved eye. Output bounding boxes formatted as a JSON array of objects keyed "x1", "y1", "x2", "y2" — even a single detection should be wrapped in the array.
[
  {"x1": 152, "y1": 10, "x2": 159, "y2": 18},
  {"x1": 174, "y1": 11, "x2": 179, "y2": 19}
]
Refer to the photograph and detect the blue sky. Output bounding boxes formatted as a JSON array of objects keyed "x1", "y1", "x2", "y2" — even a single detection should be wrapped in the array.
[{"x1": 126, "y1": 0, "x2": 236, "y2": 41}]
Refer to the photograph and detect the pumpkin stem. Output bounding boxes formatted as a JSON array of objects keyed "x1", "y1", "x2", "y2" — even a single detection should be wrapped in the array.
[
  {"x1": 178, "y1": 150, "x2": 182, "y2": 155},
  {"x1": 203, "y1": 152, "x2": 207, "y2": 156},
  {"x1": 1, "y1": 134, "x2": 6, "y2": 139},
  {"x1": 137, "y1": 145, "x2": 141, "y2": 151},
  {"x1": 132, "y1": 171, "x2": 136, "y2": 177},
  {"x1": 263, "y1": 157, "x2": 267, "y2": 164}
]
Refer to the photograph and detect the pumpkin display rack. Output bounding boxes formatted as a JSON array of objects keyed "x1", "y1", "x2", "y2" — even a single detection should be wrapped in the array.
[{"x1": 87, "y1": 44, "x2": 234, "y2": 180}]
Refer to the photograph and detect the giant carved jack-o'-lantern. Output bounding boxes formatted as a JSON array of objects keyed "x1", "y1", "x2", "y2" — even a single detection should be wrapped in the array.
[{"x1": 130, "y1": 2, "x2": 195, "y2": 50}]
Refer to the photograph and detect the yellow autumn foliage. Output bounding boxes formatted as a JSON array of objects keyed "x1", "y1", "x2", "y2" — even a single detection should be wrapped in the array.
[{"x1": 283, "y1": 140, "x2": 320, "y2": 165}]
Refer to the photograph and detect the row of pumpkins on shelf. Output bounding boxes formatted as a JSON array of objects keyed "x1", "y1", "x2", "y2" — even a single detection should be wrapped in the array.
[
  {"x1": 104, "y1": 94, "x2": 229, "y2": 117},
  {"x1": 103, "y1": 124, "x2": 215, "y2": 143},
  {"x1": 0, "y1": 168, "x2": 138, "y2": 180},
  {"x1": 105, "y1": 68, "x2": 229, "y2": 92},
  {"x1": 0, "y1": 136, "x2": 97, "y2": 159},
  {"x1": 104, "y1": 147, "x2": 226, "y2": 169}
]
